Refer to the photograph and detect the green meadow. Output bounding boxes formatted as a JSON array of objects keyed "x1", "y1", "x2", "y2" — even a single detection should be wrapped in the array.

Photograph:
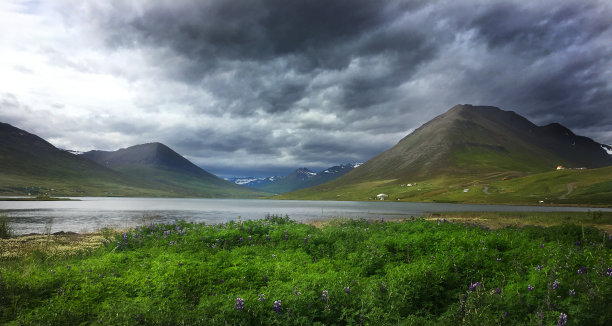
[
  {"x1": 1, "y1": 214, "x2": 611, "y2": 325},
  {"x1": 278, "y1": 166, "x2": 612, "y2": 207}
]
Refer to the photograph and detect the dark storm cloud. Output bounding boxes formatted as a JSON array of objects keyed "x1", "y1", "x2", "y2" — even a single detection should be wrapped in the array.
[{"x1": 4, "y1": 0, "x2": 611, "y2": 178}]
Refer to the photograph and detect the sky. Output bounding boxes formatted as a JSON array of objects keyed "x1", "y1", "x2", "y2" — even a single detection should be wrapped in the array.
[{"x1": 1, "y1": 0, "x2": 611, "y2": 178}]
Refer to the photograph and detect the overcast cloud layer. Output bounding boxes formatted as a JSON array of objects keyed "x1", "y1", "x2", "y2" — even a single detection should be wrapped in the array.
[{"x1": 1, "y1": 0, "x2": 611, "y2": 177}]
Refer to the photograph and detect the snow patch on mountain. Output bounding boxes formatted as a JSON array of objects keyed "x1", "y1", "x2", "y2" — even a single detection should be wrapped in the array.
[{"x1": 602, "y1": 144, "x2": 612, "y2": 155}]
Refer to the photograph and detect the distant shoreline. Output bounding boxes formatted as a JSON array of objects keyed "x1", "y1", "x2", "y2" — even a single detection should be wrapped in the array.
[{"x1": 0, "y1": 197, "x2": 77, "y2": 201}]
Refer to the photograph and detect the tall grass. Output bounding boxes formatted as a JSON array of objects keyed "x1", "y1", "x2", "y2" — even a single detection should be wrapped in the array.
[
  {"x1": 1, "y1": 215, "x2": 610, "y2": 325},
  {"x1": 0, "y1": 214, "x2": 13, "y2": 239}
]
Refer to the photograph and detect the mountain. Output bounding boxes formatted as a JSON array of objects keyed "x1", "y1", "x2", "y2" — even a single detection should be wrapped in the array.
[
  {"x1": 279, "y1": 105, "x2": 612, "y2": 204},
  {"x1": 234, "y1": 164, "x2": 360, "y2": 194},
  {"x1": 226, "y1": 176, "x2": 281, "y2": 187},
  {"x1": 0, "y1": 122, "x2": 165, "y2": 196},
  {"x1": 80, "y1": 143, "x2": 268, "y2": 198}
]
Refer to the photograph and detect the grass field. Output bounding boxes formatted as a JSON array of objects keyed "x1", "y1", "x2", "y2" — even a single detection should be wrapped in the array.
[
  {"x1": 278, "y1": 166, "x2": 612, "y2": 207},
  {"x1": 1, "y1": 213, "x2": 611, "y2": 325}
]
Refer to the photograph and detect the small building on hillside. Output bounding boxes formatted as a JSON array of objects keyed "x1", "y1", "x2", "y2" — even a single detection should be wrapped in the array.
[
  {"x1": 376, "y1": 193, "x2": 389, "y2": 200},
  {"x1": 556, "y1": 165, "x2": 564, "y2": 170}
]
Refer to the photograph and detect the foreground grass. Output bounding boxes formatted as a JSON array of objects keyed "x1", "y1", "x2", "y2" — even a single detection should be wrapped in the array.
[{"x1": 1, "y1": 216, "x2": 611, "y2": 325}]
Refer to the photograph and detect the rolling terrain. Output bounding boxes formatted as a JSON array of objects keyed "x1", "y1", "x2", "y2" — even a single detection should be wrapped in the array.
[
  {"x1": 279, "y1": 105, "x2": 612, "y2": 205},
  {"x1": 0, "y1": 122, "x2": 266, "y2": 198}
]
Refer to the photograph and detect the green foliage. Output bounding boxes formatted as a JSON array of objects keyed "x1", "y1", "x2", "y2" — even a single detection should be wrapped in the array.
[
  {"x1": 0, "y1": 214, "x2": 13, "y2": 239},
  {"x1": 1, "y1": 216, "x2": 611, "y2": 325}
]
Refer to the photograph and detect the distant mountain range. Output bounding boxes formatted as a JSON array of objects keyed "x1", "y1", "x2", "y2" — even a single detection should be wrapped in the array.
[
  {"x1": 279, "y1": 105, "x2": 612, "y2": 205},
  {"x1": 2, "y1": 104, "x2": 611, "y2": 204},
  {"x1": 0, "y1": 122, "x2": 266, "y2": 198},
  {"x1": 227, "y1": 163, "x2": 361, "y2": 194}
]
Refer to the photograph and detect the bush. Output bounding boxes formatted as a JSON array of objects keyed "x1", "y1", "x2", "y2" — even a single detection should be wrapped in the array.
[{"x1": 0, "y1": 214, "x2": 13, "y2": 238}]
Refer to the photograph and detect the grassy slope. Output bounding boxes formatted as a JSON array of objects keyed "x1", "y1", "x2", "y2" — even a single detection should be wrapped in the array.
[{"x1": 278, "y1": 166, "x2": 612, "y2": 206}]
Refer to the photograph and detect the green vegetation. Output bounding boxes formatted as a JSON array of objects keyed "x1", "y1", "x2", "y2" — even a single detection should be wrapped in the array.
[
  {"x1": 1, "y1": 215, "x2": 611, "y2": 325},
  {"x1": 278, "y1": 166, "x2": 612, "y2": 206},
  {"x1": 0, "y1": 215, "x2": 13, "y2": 239}
]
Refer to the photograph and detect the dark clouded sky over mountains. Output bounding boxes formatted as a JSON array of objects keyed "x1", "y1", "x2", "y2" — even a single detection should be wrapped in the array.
[{"x1": 1, "y1": 0, "x2": 611, "y2": 177}]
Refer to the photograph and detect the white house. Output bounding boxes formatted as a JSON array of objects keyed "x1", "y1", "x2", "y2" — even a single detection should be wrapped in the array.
[{"x1": 376, "y1": 193, "x2": 389, "y2": 200}]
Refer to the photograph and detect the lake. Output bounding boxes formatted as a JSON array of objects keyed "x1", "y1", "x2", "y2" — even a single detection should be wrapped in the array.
[{"x1": 1, "y1": 197, "x2": 611, "y2": 235}]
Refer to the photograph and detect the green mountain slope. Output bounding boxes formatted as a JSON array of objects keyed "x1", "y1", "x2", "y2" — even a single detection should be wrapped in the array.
[
  {"x1": 279, "y1": 105, "x2": 612, "y2": 205},
  {"x1": 81, "y1": 143, "x2": 268, "y2": 198},
  {"x1": 0, "y1": 122, "x2": 170, "y2": 196}
]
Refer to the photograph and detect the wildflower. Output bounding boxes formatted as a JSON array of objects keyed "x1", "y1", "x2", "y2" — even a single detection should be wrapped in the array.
[
  {"x1": 496, "y1": 257, "x2": 503, "y2": 262},
  {"x1": 536, "y1": 311, "x2": 544, "y2": 319},
  {"x1": 271, "y1": 254, "x2": 276, "y2": 258},
  {"x1": 266, "y1": 234, "x2": 270, "y2": 241},
  {"x1": 558, "y1": 312, "x2": 568, "y2": 326},
  {"x1": 236, "y1": 297, "x2": 245, "y2": 311},
  {"x1": 535, "y1": 265, "x2": 544, "y2": 271},
  {"x1": 552, "y1": 280, "x2": 560, "y2": 290},
  {"x1": 577, "y1": 266, "x2": 587, "y2": 275},
  {"x1": 273, "y1": 300, "x2": 282, "y2": 314},
  {"x1": 575, "y1": 240, "x2": 582, "y2": 247},
  {"x1": 322, "y1": 290, "x2": 328, "y2": 302},
  {"x1": 50, "y1": 269, "x2": 55, "y2": 274},
  {"x1": 493, "y1": 287, "x2": 501, "y2": 295},
  {"x1": 540, "y1": 244, "x2": 545, "y2": 248},
  {"x1": 468, "y1": 282, "x2": 482, "y2": 292},
  {"x1": 248, "y1": 236, "x2": 252, "y2": 241},
  {"x1": 527, "y1": 284, "x2": 534, "y2": 292},
  {"x1": 344, "y1": 287, "x2": 350, "y2": 294},
  {"x1": 102, "y1": 239, "x2": 107, "y2": 246},
  {"x1": 66, "y1": 265, "x2": 71, "y2": 270},
  {"x1": 569, "y1": 289, "x2": 575, "y2": 296},
  {"x1": 607, "y1": 268, "x2": 612, "y2": 277},
  {"x1": 258, "y1": 294, "x2": 266, "y2": 301}
]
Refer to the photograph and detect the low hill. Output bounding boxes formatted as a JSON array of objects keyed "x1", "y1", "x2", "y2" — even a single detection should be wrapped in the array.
[
  {"x1": 279, "y1": 105, "x2": 612, "y2": 205},
  {"x1": 81, "y1": 143, "x2": 267, "y2": 198}
]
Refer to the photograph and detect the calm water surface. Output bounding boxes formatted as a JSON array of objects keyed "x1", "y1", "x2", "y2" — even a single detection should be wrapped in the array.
[{"x1": 1, "y1": 197, "x2": 610, "y2": 235}]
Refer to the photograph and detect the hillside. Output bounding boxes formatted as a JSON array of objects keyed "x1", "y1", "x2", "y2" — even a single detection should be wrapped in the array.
[
  {"x1": 279, "y1": 105, "x2": 612, "y2": 205},
  {"x1": 81, "y1": 143, "x2": 267, "y2": 198},
  {"x1": 0, "y1": 122, "x2": 168, "y2": 196},
  {"x1": 0, "y1": 122, "x2": 266, "y2": 198}
]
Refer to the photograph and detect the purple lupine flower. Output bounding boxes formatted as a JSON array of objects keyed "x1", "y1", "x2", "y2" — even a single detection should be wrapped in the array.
[
  {"x1": 535, "y1": 265, "x2": 544, "y2": 271},
  {"x1": 303, "y1": 238, "x2": 307, "y2": 244},
  {"x1": 540, "y1": 244, "x2": 545, "y2": 248},
  {"x1": 575, "y1": 240, "x2": 582, "y2": 247},
  {"x1": 577, "y1": 266, "x2": 588, "y2": 275},
  {"x1": 266, "y1": 234, "x2": 270, "y2": 241},
  {"x1": 493, "y1": 287, "x2": 501, "y2": 295},
  {"x1": 344, "y1": 287, "x2": 350, "y2": 294},
  {"x1": 273, "y1": 300, "x2": 282, "y2": 314},
  {"x1": 536, "y1": 311, "x2": 544, "y2": 319},
  {"x1": 258, "y1": 294, "x2": 266, "y2": 301},
  {"x1": 527, "y1": 284, "x2": 534, "y2": 291},
  {"x1": 102, "y1": 239, "x2": 107, "y2": 246},
  {"x1": 248, "y1": 236, "x2": 252, "y2": 241},
  {"x1": 236, "y1": 297, "x2": 245, "y2": 311},
  {"x1": 607, "y1": 268, "x2": 612, "y2": 277},
  {"x1": 50, "y1": 269, "x2": 56, "y2": 274},
  {"x1": 133, "y1": 234, "x2": 138, "y2": 239},
  {"x1": 321, "y1": 290, "x2": 328, "y2": 302},
  {"x1": 468, "y1": 282, "x2": 482, "y2": 292},
  {"x1": 558, "y1": 312, "x2": 567, "y2": 326},
  {"x1": 569, "y1": 289, "x2": 575, "y2": 296},
  {"x1": 552, "y1": 280, "x2": 560, "y2": 290}
]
